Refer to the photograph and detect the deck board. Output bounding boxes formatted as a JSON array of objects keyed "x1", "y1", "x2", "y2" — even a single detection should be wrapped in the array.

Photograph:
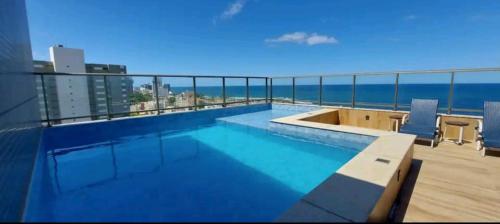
[{"x1": 394, "y1": 142, "x2": 500, "y2": 222}]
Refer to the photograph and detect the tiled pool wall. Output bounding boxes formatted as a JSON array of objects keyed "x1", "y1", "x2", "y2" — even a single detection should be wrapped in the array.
[
  {"x1": 272, "y1": 103, "x2": 375, "y2": 150},
  {"x1": 0, "y1": 0, "x2": 42, "y2": 221},
  {"x1": 23, "y1": 136, "x2": 51, "y2": 221},
  {"x1": 271, "y1": 103, "x2": 322, "y2": 112},
  {"x1": 269, "y1": 122, "x2": 376, "y2": 151},
  {"x1": 220, "y1": 103, "x2": 375, "y2": 150}
]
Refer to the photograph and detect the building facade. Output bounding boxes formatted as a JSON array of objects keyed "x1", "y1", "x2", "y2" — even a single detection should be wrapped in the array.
[{"x1": 34, "y1": 46, "x2": 133, "y2": 123}]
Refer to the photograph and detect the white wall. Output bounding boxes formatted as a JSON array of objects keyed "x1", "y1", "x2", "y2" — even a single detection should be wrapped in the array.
[{"x1": 50, "y1": 46, "x2": 91, "y2": 121}]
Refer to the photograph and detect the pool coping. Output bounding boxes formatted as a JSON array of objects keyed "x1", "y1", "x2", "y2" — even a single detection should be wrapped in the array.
[{"x1": 272, "y1": 108, "x2": 416, "y2": 222}]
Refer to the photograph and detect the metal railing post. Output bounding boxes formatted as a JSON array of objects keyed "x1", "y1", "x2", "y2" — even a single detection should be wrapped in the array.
[
  {"x1": 447, "y1": 72, "x2": 455, "y2": 114},
  {"x1": 222, "y1": 77, "x2": 226, "y2": 107},
  {"x1": 352, "y1": 75, "x2": 357, "y2": 108},
  {"x1": 246, "y1": 77, "x2": 249, "y2": 105},
  {"x1": 40, "y1": 74, "x2": 51, "y2": 127},
  {"x1": 154, "y1": 76, "x2": 161, "y2": 115},
  {"x1": 292, "y1": 77, "x2": 296, "y2": 104},
  {"x1": 319, "y1": 76, "x2": 323, "y2": 106},
  {"x1": 193, "y1": 76, "x2": 197, "y2": 111},
  {"x1": 103, "y1": 75, "x2": 111, "y2": 120},
  {"x1": 265, "y1": 78, "x2": 268, "y2": 103},
  {"x1": 270, "y1": 78, "x2": 273, "y2": 103},
  {"x1": 394, "y1": 73, "x2": 399, "y2": 111}
]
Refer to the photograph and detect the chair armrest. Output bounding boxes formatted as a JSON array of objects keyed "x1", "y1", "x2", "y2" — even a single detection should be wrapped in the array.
[
  {"x1": 475, "y1": 119, "x2": 483, "y2": 141},
  {"x1": 434, "y1": 116, "x2": 441, "y2": 137}
]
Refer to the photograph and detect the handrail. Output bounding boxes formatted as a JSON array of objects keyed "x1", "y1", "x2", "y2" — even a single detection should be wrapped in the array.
[
  {"x1": 34, "y1": 66, "x2": 500, "y2": 79},
  {"x1": 33, "y1": 72, "x2": 268, "y2": 79},
  {"x1": 270, "y1": 67, "x2": 500, "y2": 79}
]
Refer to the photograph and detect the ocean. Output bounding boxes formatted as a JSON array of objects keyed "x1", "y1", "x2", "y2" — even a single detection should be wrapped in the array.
[{"x1": 172, "y1": 83, "x2": 500, "y2": 115}]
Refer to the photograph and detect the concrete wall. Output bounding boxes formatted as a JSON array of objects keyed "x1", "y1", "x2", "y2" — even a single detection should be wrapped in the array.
[{"x1": 0, "y1": 0, "x2": 42, "y2": 221}]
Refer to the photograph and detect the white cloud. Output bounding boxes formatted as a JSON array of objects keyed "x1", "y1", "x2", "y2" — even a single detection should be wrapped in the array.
[
  {"x1": 221, "y1": 0, "x2": 247, "y2": 20},
  {"x1": 404, "y1": 15, "x2": 417, "y2": 20},
  {"x1": 213, "y1": 0, "x2": 248, "y2": 25},
  {"x1": 265, "y1": 32, "x2": 339, "y2": 46}
]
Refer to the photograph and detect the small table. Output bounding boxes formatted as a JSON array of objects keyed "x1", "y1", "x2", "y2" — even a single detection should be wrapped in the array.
[
  {"x1": 389, "y1": 114, "x2": 404, "y2": 132},
  {"x1": 442, "y1": 120, "x2": 469, "y2": 145}
]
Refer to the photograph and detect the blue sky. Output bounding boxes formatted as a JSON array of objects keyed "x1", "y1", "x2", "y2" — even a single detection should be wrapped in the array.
[{"x1": 26, "y1": 0, "x2": 500, "y2": 84}]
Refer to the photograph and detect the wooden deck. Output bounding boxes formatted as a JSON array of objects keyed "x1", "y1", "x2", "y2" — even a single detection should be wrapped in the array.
[{"x1": 393, "y1": 141, "x2": 500, "y2": 222}]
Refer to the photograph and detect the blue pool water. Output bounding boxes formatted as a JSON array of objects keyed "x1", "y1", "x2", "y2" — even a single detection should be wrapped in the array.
[{"x1": 25, "y1": 105, "x2": 372, "y2": 222}]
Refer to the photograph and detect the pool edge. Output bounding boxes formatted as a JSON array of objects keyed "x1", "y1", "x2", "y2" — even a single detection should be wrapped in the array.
[{"x1": 272, "y1": 108, "x2": 416, "y2": 222}]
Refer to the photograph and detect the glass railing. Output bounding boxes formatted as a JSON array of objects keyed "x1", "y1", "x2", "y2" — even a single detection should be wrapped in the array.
[
  {"x1": 321, "y1": 75, "x2": 353, "y2": 107},
  {"x1": 248, "y1": 78, "x2": 267, "y2": 104},
  {"x1": 396, "y1": 73, "x2": 451, "y2": 114},
  {"x1": 36, "y1": 73, "x2": 268, "y2": 126},
  {"x1": 270, "y1": 77, "x2": 293, "y2": 103},
  {"x1": 270, "y1": 67, "x2": 500, "y2": 116},
  {"x1": 355, "y1": 74, "x2": 395, "y2": 110},
  {"x1": 295, "y1": 77, "x2": 320, "y2": 105},
  {"x1": 36, "y1": 67, "x2": 500, "y2": 125},
  {"x1": 452, "y1": 71, "x2": 500, "y2": 115},
  {"x1": 224, "y1": 77, "x2": 247, "y2": 105}
]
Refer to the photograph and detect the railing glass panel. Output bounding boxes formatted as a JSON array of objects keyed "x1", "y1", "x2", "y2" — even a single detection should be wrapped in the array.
[
  {"x1": 195, "y1": 77, "x2": 224, "y2": 110},
  {"x1": 322, "y1": 75, "x2": 353, "y2": 107},
  {"x1": 35, "y1": 75, "x2": 48, "y2": 122},
  {"x1": 225, "y1": 77, "x2": 246, "y2": 105},
  {"x1": 157, "y1": 77, "x2": 195, "y2": 113},
  {"x1": 355, "y1": 74, "x2": 396, "y2": 110},
  {"x1": 249, "y1": 78, "x2": 266, "y2": 104},
  {"x1": 295, "y1": 77, "x2": 320, "y2": 105},
  {"x1": 398, "y1": 73, "x2": 451, "y2": 113},
  {"x1": 453, "y1": 71, "x2": 500, "y2": 115},
  {"x1": 107, "y1": 75, "x2": 155, "y2": 117},
  {"x1": 271, "y1": 78, "x2": 293, "y2": 103},
  {"x1": 39, "y1": 74, "x2": 99, "y2": 124}
]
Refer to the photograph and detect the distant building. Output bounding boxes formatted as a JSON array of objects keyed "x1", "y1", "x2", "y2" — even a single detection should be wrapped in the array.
[
  {"x1": 34, "y1": 45, "x2": 132, "y2": 123},
  {"x1": 154, "y1": 79, "x2": 171, "y2": 109},
  {"x1": 137, "y1": 84, "x2": 153, "y2": 94}
]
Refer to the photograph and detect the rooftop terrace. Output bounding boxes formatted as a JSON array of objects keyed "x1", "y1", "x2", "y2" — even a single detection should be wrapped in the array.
[{"x1": 3, "y1": 0, "x2": 500, "y2": 221}]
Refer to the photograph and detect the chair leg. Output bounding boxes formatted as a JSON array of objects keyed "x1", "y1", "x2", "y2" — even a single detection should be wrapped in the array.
[
  {"x1": 476, "y1": 140, "x2": 482, "y2": 151},
  {"x1": 441, "y1": 126, "x2": 447, "y2": 142},
  {"x1": 482, "y1": 147, "x2": 486, "y2": 157},
  {"x1": 431, "y1": 135, "x2": 439, "y2": 149}
]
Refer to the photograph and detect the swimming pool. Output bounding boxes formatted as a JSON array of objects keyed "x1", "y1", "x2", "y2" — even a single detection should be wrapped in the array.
[{"x1": 24, "y1": 104, "x2": 374, "y2": 222}]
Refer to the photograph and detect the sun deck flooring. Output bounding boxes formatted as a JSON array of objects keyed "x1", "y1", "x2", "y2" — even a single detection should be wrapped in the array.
[{"x1": 394, "y1": 141, "x2": 500, "y2": 222}]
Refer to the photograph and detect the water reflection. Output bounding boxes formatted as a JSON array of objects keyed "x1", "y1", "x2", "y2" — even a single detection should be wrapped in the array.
[{"x1": 48, "y1": 132, "x2": 169, "y2": 194}]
